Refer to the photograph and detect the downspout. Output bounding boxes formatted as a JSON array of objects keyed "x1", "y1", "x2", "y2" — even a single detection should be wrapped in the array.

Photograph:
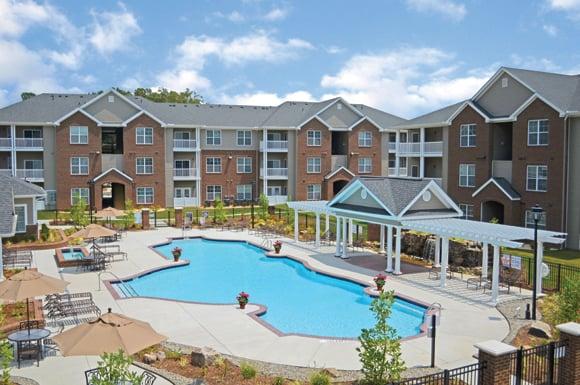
[{"x1": 563, "y1": 116, "x2": 569, "y2": 245}]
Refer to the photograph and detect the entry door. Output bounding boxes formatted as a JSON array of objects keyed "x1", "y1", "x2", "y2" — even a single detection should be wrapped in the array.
[
  {"x1": 267, "y1": 186, "x2": 282, "y2": 196},
  {"x1": 412, "y1": 132, "x2": 420, "y2": 143},
  {"x1": 411, "y1": 165, "x2": 419, "y2": 178},
  {"x1": 174, "y1": 187, "x2": 192, "y2": 198}
]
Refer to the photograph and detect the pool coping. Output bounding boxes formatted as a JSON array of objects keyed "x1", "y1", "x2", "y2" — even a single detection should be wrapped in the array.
[
  {"x1": 54, "y1": 246, "x2": 90, "y2": 268},
  {"x1": 103, "y1": 235, "x2": 435, "y2": 342}
]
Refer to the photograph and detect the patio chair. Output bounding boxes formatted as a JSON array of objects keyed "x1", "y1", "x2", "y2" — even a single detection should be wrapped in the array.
[
  {"x1": 428, "y1": 266, "x2": 453, "y2": 280},
  {"x1": 85, "y1": 368, "x2": 157, "y2": 385},
  {"x1": 46, "y1": 300, "x2": 101, "y2": 320}
]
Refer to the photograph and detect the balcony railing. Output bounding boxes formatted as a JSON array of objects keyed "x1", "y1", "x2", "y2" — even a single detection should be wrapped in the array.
[
  {"x1": 0, "y1": 138, "x2": 11, "y2": 148},
  {"x1": 398, "y1": 142, "x2": 421, "y2": 154},
  {"x1": 173, "y1": 139, "x2": 197, "y2": 150},
  {"x1": 395, "y1": 141, "x2": 443, "y2": 155},
  {"x1": 260, "y1": 140, "x2": 288, "y2": 151},
  {"x1": 260, "y1": 167, "x2": 288, "y2": 177},
  {"x1": 15, "y1": 138, "x2": 43, "y2": 148},
  {"x1": 267, "y1": 195, "x2": 288, "y2": 205},
  {"x1": 2, "y1": 169, "x2": 45, "y2": 180},
  {"x1": 173, "y1": 168, "x2": 198, "y2": 178},
  {"x1": 173, "y1": 197, "x2": 199, "y2": 207},
  {"x1": 388, "y1": 142, "x2": 397, "y2": 152},
  {"x1": 388, "y1": 167, "x2": 408, "y2": 177},
  {"x1": 423, "y1": 141, "x2": 443, "y2": 155}
]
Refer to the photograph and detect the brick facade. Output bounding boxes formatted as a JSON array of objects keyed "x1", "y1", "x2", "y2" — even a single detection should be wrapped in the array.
[
  {"x1": 295, "y1": 119, "x2": 332, "y2": 201},
  {"x1": 347, "y1": 120, "x2": 382, "y2": 177}
]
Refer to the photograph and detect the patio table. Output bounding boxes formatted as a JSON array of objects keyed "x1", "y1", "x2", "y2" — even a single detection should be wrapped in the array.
[{"x1": 7, "y1": 328, "x2": 51, "y2": 368}]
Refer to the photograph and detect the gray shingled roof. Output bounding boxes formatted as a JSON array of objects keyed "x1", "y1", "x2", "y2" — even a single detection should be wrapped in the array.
[
  {"x1": 0, "y1": 173, "x2": 46, "y2": 197},
  {"x1": 0, "y1": 93, "x2": 98, "y2": 123},
  {"x1": 391, "y1": 101, "x2": 464, "y2": 129},
  {"x1": 332, "y1": 176, "x2": 431, "y2": 216},
  {"x1": 0, "y1": 181, "x2": 15, "y2": 236},
  {"x1": 352, "y1": 104, "x2": 408, "y2": 128},
  {"x1": 259, "y1": 99, "x2": 337, "y2": 128}
]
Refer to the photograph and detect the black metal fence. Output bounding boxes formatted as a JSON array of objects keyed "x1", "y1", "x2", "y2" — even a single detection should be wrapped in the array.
[
  {"x1": 509, "y1": 340, "x2": 567, "y2": 385},
  {"x1": 394, "y1": 362, "x2": 485, "y2": 385},
  {"x1": 518, "y1": 256, "x2": 579, "y2": 293}
]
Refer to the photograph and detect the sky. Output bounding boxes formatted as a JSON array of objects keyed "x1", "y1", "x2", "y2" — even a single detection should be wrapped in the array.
[{"x1": 0, "y1": 0, "x2": 579, "y2": 118}]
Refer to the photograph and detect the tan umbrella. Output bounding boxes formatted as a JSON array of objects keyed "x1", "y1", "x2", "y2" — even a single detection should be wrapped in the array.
[
  {"x1": 0, "y1": 269, "x2": 69, "y2": 333},
  {"x1": 94, "y1": 207, "x2": 125, "y2": 219},
  {"x1": 52, "y1": 308, "x2": 167, "y2": 356},
  {"x1": 69, "y1": 224, "x2": 118, "y2": 240}
]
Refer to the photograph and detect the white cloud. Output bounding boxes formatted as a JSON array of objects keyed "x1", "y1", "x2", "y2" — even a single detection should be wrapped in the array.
[
  {"x1": 542, "y1": 24, "x2": 558, "y2": 36},
  {"x1": 211, "y1": 10, "x2": 245, "y2": 23},
  {"x1": 319, "y1": 47, "x2": 491, "y2": 117},
  {"x1": 0, "y1": 0, "x2": 53, "y2": 37},
  {"x1": 263, "y1": 7, "x2": 289, "y2": 21},
  {"x1": 406, "y1": 0, "x2": 467, "y2": 21},
  {"x1": 89, "y1": 2, "x2": 142, "y2": 55},
  {"x1": 547, "y1": 0, "x2": 580, "y2": 10},
  {"x1": 156, "y1": 69, "x2": 211, "y2": 91},
  {"x1": 325, "y1": 45, "x2": 345, "y2": 54},
  {"x1": 510, "y1": 54, "x2": 561, "y2": 72},
  {"x1": 0, "y1": 89, "x2": 8, "y2": 108},
  {"x1": 218, "y1": 90, "x2": 315, "y2": 106}
]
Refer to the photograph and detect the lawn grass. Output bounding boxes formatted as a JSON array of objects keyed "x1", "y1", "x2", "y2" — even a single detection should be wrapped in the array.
[{"x1": 505, "y1": 247, "x2": 580, "y2": 268}]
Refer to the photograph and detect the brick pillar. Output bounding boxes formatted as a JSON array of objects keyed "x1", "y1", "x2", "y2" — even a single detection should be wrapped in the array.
[
  {"x1": 475, "y1": 340, "x2": 517, "y2": 385},
  {"x1": 557, "y1": 322, "x2": 580, "y2": 385},
  {"x1": 141, "y1": 209, "x2": 150, "y2": 230},
  {"x1": 175, "y1": 207, "x2": 183, "y2": 228}
]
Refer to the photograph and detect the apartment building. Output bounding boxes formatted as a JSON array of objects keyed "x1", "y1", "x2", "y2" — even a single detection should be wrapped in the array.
[{"x1": 0, "y1": 91, "x2": 404, "y2": 214}]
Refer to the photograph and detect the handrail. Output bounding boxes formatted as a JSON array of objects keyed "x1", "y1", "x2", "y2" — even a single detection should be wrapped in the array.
[
  {"x1": 97, "y1": 270, "x2": 138, "y2": 297},
  {"x1": 425, "y1": 302, "x2": 442, "y2": 321}
]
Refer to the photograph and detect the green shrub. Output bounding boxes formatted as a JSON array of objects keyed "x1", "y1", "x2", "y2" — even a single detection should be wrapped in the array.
[
  {"x1": 240, "y1": 362, "x2": 257, "y2": 380},
  {"x1": 91, "y1": 350, "x2": 143, "y2": 385},
  {"x1": 40, "y1": 224, "x2": 50, "y2": 241},
  {"x1": 542, "y1": 277, "x2": 580, "y2": 330},
  {"x1": 272, "y1": 376, "x2": 285, "y2": 385},
  {"x1": 309, "y1": 371, "x2": 330, "y2": 385}
]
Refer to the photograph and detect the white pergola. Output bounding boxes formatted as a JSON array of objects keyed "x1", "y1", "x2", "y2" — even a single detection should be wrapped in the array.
[{"x1": 287, "y1": 200, "x2": 567, "y2": 305}]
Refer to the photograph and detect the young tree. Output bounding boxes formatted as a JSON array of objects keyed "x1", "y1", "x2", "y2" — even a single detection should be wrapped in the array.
[
  {"x1": 122, "y1": 200, "x2": 135, "y2": 229},
  {"x1": 258, "y1": 194, "x2": 269, "y2": 221},
  {"x1": 214, "y1": 198, "x2": 226, "y2": 224},
  {"x1": 90, "y1": 350, "x2": 143, "y2": 385},
  {"x1": 357, "y1": 291, "x2": 406, "y2": 384},
  {"x1": 70, "y1": 194, "x2": 89, "y2": 228},
  {"x1": 114, "y1": 87, "x2": 203, "y2": 104},
  {"x1": 20, "y1": 92, "x2": 36, "y2": 101}
]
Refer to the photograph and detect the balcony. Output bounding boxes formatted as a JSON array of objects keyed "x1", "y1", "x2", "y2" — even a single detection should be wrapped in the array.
[
  {"x1": 15, "y1": 138, "x2": 43, "y2": 150},
  {"x1": 395, "y1": 141, "x2": 443, "y2": 156},
  {"x1": 260, "y1": 167, "x2": 288, "y2": 179},
  {"x1": 388, "y1": 142, "x2": 397, "y2": 152},
  {"x1": 0, "y1": 138, "x2": 11, "y2": 149},
  {"x1": 173, "y1": 197, "x2": 199, "y2": 207},
  {"x1": 173, "y1": 168, "x2": 199, "y2": 180},
  {"x1": 423, "y1": 141, "x2": 443, "y2": 156},
  {"x1": 260, "y1": 140, "x2": 288, "y2": 152},
  {"x1": 397, "y1": 142, "x2": 421, "y2": 155},
  {"x1": 267, "y1": 195, "x2": 288, "y2": 205},
  {"x1": 173, "y1": 139, "x2": 198, "y2": 151},
  {"x1": 0, "y1": 169, "x2": 44, "y2": 181},
  {"x1": 388, "y1": 167, "x2": 408, "y2": 177}
]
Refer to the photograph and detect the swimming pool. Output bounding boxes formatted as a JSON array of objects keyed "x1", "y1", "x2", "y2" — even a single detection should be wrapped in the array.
[{"x1": 113, "y1": 238, "x2": 427, "y2": 338}]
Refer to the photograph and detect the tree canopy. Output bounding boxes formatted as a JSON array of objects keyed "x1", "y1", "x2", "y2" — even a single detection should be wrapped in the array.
[
  {"x1": 21, "y1": 92, "x2": 36, "y2": 101},
  {"x1": 115, "y1": 88, "x2": 203, "y2": 104}
]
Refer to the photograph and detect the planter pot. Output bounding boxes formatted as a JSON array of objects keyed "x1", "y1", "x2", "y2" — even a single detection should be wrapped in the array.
[
  {"x1": 239, "y1": 302, "x2": 247, "y2": 309},
  {"x1": 274, "y1": 248, "x2": 281, "y2": 254},
  {"x1": 173, "y1": 254, "x2": 181, "y2": 262}
]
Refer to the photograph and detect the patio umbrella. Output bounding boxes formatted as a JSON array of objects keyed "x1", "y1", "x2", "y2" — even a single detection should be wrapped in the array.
[
  {"x1": 94, "y1": 207, "x2": 125, "y2": 226},
  {"x1": 52, "y1": 308, "x2": 167, "y2": 356},
  {"x1": 69, "y1": 224, "x2": 118, "y2": 240},
  {"x1": 0, "y1": 269, "x2": 69, "y2": 334}
]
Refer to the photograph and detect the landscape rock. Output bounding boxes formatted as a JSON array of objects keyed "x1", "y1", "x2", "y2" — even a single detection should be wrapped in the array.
[
  {"x1": 190, "y1": 346, "x2": 219, "y2": 367},
  {"x1": 156, "y1": 350, "x2": 166, "y2": 361},
  {"x1": 320, "y1": 368, "x2": 340, "y2": 378},
  {"x1": 528, "y1": 321, "x2": 553, "y2": 339},
  {"x1": 143, "y1": 353, "x2": 158, "y2": 364}
]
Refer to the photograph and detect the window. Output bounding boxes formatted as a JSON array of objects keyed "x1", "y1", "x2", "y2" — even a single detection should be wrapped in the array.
[
  {"x1": 459, "y1": 164, "x2": 475, "y2": 187},
  {"x1": 388, "y1": 157, "x2": 396, "y2": 168},
  {"x1": 501, "y1": 77, "x2": 508, "y2": 88},
  {"x1": 525, "y1": 210, "x2": 547, "y2": 229},
  {"x1": 358, "y1": 157, "x2": 372, "y2": 173},
  {"x1": 174, "y1": 131, "x2": 191, "y2": 140},
  {"x1": 459, "y1": 204, "x2": 474, "y2": 220},
  {"x1": 206, "y1": 185, "x2": 222, "y2": 201},
  {"x1": 24, "y1": 159, "x2": 42, "y2": 170},
  {"x1": 460, "y1": 124, "x2": 476, "y2": 147},
  {"x1": 23, "y1": 129, "x2": 41, "y2": 138},
  {"x1": 175, "y1": 159, "x2": 190, "y2": 169},
  {"x1": 108, "y1": 95, "x2": 115, "y2": 103},
  {"x1": 307, "y1": 130, "x2": 321, "y2": 146},
  {"x1": 307, "y1": 157, "x2": 321, "y2": 173},
  {"x1": 400, "y1": 157, "x2": 407, "y2": 168},
  {"x1": 206, "y1": 157, "x2": 222, "y2": 173},
  {"x1": 70, "y1": 157, "x2": 89, "y2": 175},
  {"x1": 136, "y1": 187, "x2": 154, "y2": 204},
  {"x1": 70, "y1": 126, "x2": 88, "y2": 144},
  {"x1": 174, "y1": 187, "x2": 191, "y2": 198},
  {"x1": 70, "y1": 188, "x2": 89, "y2": 205},
  {"x1": 136, "y1": 157, "x2": 153, "y2": 174},
  {"x1": 237, "y1": 130, "x2": 252, "y2": 146},
  {"x1": 528, "y1": 120, "x2": 549, "y2": 146},
  {"x1": 237, "y1": 157, "x2": 252, "y2": 173},
  {"x1": 136, "y1": 127, "x2": 153, "y2": 145},
  {"x1": 236, "y1": 184, "x2": 252, "y2": 201},
  {"x1": 14, "y1": 205, "x2": 26, "y2": 233},
  {"x1": 527, "y1": 165, "x2": 547, "y2": 192},
  {"x1": 206, "y1": 130, "x2": 221, "y2": 146},
  {"x1": 358, "y1": 131, "x2": 372, "y2": 147},
  {"x1": 307, "y1": 184, "x2": 321, "y2": 200}
]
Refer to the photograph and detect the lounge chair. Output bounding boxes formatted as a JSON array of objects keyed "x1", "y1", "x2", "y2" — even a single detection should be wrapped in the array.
[
  {"x1": 2, "y1": 247, "x2": 33, "y2": 269},
  {"x1": 46, "y1": 302, "x2": 101, "y2": 320}
]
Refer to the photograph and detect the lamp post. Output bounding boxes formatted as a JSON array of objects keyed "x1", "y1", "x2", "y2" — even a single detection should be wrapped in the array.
[{"x1": 531, "y1": 204, "x2": 544, "y2": 321}]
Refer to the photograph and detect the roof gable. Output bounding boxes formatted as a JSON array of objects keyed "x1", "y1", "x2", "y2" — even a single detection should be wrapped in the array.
[
  {"x1": 475, "y1": 72, "x2": 534, "y2": 118},
  {"x1": 472, "y1": 177, "x2": 521, "y2": 201},
  {"x1": 84, "y1": 91, "x2": 140, "y2": 124},
  {"x1": 92, "y1": 168, "x2": 134, "y2": 183}
]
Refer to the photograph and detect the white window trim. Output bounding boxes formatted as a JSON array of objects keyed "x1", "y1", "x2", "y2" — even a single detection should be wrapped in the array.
[
  {"x1": 206, "y1": 129, "x2": 222, "y2": 146},
  {"x1": 174, "y1": 187, "x2": 192, "y2": 198},
  {"x1": 358, "y1": 157, "x2": 372, "y2": 174},
  {"x1": 459, "y1": 124, "x2": 476, "y2": 148},
  {"x1": 70, "y1": 157, "x2": 89, "y2": 175},
  {"x1": 307, "y1": 184, "x2": 321, "y2": 200},
  {"x1": 459, "y1": 203, "x2": 474, "y2": 220},
  {"x1": 136, "y1": 127, "x2": 153, "y2": 145},
  {"x1": 69, "y1": 126, "x2": 88, "y2": 145},
  {"x1": 459, "y1": 164, "x2": 475, "y2": 188},
  {"x1": 526, "y1": 165, "x2": 548, "y2": 192},
  {"x1": 307, "y1": 157, "x2": 321, "y2": 174},
  {"x1": 14, "y1": 204, "x2": 27, "y2": 233},
  {"x1": 236, "y1": 130, "x2": 252, "y2": 147},
  {"x1": 306, "y1": 130, "x2": 321, "y2": 146},
  {"x1": 358, "y1": 131, "x2": 372, "y2": 147},
  {"x1": 236, "y1": 157, "x2": 252, "y2": 174},
  {"x1": 70, "y1": 188, "x2": 90, "y2": 206},
  {"x1": 527, "y1": 119, "x2": 549, "y2": 147},
  {"x1": 136, "y1": 157, "x2": 154, "y2": 175},
  {"x1": 136, "y1": 187, "x2": 155, "y2": 205},
  {"x1": 206, "y1": 185, "x2": 222, "y2": 201},
  {"x1": 205, "y1": 157, "x2": 222, "y2": 174},
  {"x1": 236, "y1": 184, "x2": 252, "y2": 201}
]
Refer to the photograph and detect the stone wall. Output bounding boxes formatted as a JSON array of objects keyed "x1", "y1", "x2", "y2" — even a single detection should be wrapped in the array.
[{"x1": 402, "y1": 231, "x2": 483, "y2": 267}]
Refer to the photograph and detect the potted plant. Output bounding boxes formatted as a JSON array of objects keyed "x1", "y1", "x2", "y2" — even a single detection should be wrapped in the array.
[
  {"x1": 273, "y1": 240, "x2": 282, "y2": 254},
  {"x1": 373, "y1": 273, "x2": 387, "y2": 292},
  {"x1": 172, "y1": 247, "x2": 182, "y2": 262},
  {"x1": 237, "y1": 291, "x2": 249, "y2": 309}
]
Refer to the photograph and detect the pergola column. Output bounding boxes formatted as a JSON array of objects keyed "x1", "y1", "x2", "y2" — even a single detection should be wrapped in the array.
[
  {"x1": 440, "y1": 236, "x2": 449, "y2": 287},
  {"x1": 434, "y1": 236, "x2": 441, "y2": 267},
  {"x1": 325, "y1": 214, "x2": 330, "y2": 240},
  {"x1": 335, "y1": 217, "x2": 342, "y2": 257},
  {"x1": 491, "y1": 244, "x2": 500, "y2": 305},
  {"x1": 386, "y1": 225, "x2": 393, "y2": 272},
  {"x1": 315, "y1": 213, "x2": 321, "y2": 248},
  {"x1": 341, "y1": 218, "x2": 348, "y2": 259},
  {"x1": 294, "y1": 209, "x2": 299, "y2": 242},
  {"x1": 348, "y1": 219, "x2": 353, "y2": 245},
  {"x1": 536, "y1": 241, "x2": 544, "y2": 295},
  {"x1": 481, "y1": 243, "x2": 489, "y2": 279},
  {"x1": 394, "y1": 226, "x2": 402, "y2": 274},
  {"x1": 379, "y1": 225, "x2": 385, "y2": 254}
]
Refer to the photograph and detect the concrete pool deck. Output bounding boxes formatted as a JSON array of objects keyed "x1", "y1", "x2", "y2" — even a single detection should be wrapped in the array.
[{"x1": 12, "y1": 226, "x2": 529, "y2": 383}]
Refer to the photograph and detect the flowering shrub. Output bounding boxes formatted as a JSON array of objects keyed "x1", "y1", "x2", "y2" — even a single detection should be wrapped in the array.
[
  {"x1": 373, "y1": 273, "x2": 387, "y2": 290},
  {"x1": 273, "y1": 240, "x2": 282, "y2": 248},
  {"x1": 237, "y1": 291, "x2": 250, "y2": 305}
]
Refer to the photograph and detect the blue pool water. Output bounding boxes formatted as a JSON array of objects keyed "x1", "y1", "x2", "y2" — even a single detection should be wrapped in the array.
[
  {"x1": 115, "y1": 238, "x2": 427, "y2": 338},
  {"x1": 60, "y1": 248, "x2": 85, "y2": 261}
]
